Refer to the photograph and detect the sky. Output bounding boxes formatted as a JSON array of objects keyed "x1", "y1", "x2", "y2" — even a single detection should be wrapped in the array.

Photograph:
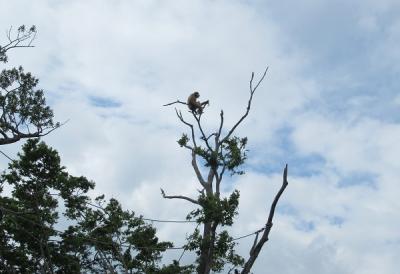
[{"x1": 1, "y1": 0, "x2": 400, "y2": 273}]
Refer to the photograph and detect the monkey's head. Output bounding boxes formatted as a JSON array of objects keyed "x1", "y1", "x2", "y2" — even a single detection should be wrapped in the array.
[{"x1": 194, "y1": 91, "x2": 200, "y2": 98}]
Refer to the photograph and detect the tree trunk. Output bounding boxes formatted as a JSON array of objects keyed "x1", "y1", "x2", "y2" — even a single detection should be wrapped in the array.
[
  {"x1": 197, "y1": 222, "x2": 212, "y2": 274},
  {"x1": 240, "y1": 228, "x2": 270, "y2": 274},
  {"x1": 197, "y1": 220, "x2": 219, "y2": 274}
]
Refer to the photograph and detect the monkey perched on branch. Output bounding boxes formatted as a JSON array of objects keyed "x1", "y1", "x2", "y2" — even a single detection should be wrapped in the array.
[
  {"x1": 187, "y1": 91, "x2": 209, "y2": 114},
  {"x1": 163, "y1": 91, "x2": 209, "y2": 114}
]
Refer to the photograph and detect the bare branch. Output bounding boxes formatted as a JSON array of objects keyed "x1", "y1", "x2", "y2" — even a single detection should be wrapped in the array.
[
  {"x1": 241, "y1": 164, "x2": 288, "y2": 274},
  {"x1": 202, "y1": 133, "x2": 217, "y2": 142},
  {"x1": 160, "y1": 188, "x2": 199, "y2": 205},
  {"x1": 98, "y1": 250, "x2": 117, "y2": 274},
  {"x1": 0, "y1": 119, "x2": 68, "y2": 146},
  {"x1": 182, "y1": 144, "x2": 193, "y2": 150},
  {"x1": 28, "y1": 31, "x2": 37, "y2": 47},
  {"x1": 216, "y1": 156, "x2": 227, "y2": 196},
  {"x1": 191, "y1": 150, "x2": 207, "y2": 188},
  {"x1": 0, "y1": 130, "x2": 8, "y2": 139},
  {"x1": 221, "y1": 67, "x2": 269, "y2": 144},
  {"x1": 1, "y1": 25, "x2": 37, "y2": 55},
  {"x1": 249, "y1": 230, "x2": 260, "y2": 255},
  {"x1": 6, "y1": 26, "x2": 12, "y2": 42},
  {"x1": 192, "y1": 112, "x2": 221, "y2": 192},
  {"x1": 217, "y1": 110, "x2": 224, "y2": 140},
  {"x1": 206, "y1": 168, "x2": 214, "y2": 186},
  {"x1": 163, "y1": 100, "x2": 187, "y2": 107},
  {"x1": 253, "y1": 67, "x2": 269, "y2": 92},
  {"x1": 175, "y1": 108, "x2": 207, "y2": 187},
  {"x1": 193, "y1": 112, "x2": 213, "y2": 151},
  {"x1": 176, "y1": 109, "x2": 197, "y2": 147},
  {"x1": 249, "y1": 72, "x2": 254, "y2": 91}
]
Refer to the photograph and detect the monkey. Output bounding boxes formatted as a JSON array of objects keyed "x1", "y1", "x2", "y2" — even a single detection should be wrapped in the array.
[{"x1": 187, "y1": 91, "x2": 209, "y2": 114}]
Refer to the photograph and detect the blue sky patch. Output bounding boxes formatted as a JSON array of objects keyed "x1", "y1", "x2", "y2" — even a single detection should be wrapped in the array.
[
  {"x1": 277, "y1": 203, "x2": 298, "y2": 216},
  {"x1": 249, "y1": 126, "x2": 326, "y2": 177},
  {"x1": 294, "y1": 219, "x2": 315, "y2": 232},
  {"x1": 337, "y1": 171, "x2": 378, "y2": 189},
  {"x1": 89, "y1": 96, "x2": 122, "y2": 108},
  {"x1": 326, "y1": 215, "x2": 345, "y2": 227}
]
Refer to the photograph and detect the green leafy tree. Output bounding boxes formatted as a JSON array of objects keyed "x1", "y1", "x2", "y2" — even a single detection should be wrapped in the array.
[
  {"x1": 0, "y1": 139, "x2": 191, "y2": 273},
  {"x1": 63, "y1": 195, "x2": 190, "y2": 274},
  {"x1": 0, "y1": 25, "x2": 59, "y2": 146},
  {"x1": 0, "y1": 139, "x2": 94, "y2": 273},
  {"x1": 163, "y1": 68, "x2": 288, "y2": 274}
]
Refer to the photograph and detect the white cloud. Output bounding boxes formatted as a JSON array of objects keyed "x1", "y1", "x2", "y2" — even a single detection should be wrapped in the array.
[{"x1": 1, "y1": 0, "x2": 400, "y2": 273}]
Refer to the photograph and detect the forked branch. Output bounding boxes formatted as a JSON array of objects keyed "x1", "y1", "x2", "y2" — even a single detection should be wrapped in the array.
[
  {"x1": 0, "y1": 119, "x2": 68, "y2": 146},
  {"x1": 193, "y1": 113, "x2": 213, "y2": 152},
  {"x1": 221, "y1": 67, "x2": 269, "y2": 144},
  {"x1": 175, "y1": 109, "x2": 207, "y2": 187},
  {"x1": 1, "y1": 25, "x2": 37, "y2": 62},
  {"x1": 175, "y1": 108, "x2": 197, "y2": 147}
]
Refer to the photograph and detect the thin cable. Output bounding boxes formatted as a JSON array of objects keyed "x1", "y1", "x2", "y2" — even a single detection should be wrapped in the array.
[
  {"x1": 141, "y1": 217, "x2": 196, "y2": 223},
  {"x1": 0, "y1": 206, "x2": 185, "y2": 250},
  {"x1": 2, "y1": 159, "x2": 195, "y2": 224},
  {"x1": 232, "y1": 227, "x2": 265, "y2": 241},
  {"x1": 47, "y1": 193, "x2": 196, "y2": 224},
  {"x1": 83, "y1": 199, "x2": 196, "y2": 223},
  {"x1": 1, "y1": 203, "x2": 267, "y2": 253},
  {"x1": 1, "y1": 155, "x2": 266, "y2": 245},
  {"x1": 178, "y1": 223, "x2": 200, "y2": 263},
  {"x1": 0, "y1": 150, "x2": 13, "y2": 161},
  {"x1": 2, "y1": 155, "x2": 195, "y2": 224}
]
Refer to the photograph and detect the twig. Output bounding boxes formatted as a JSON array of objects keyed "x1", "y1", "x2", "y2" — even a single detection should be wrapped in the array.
[{"x1": 2, "y1": 25, "x2": 37, "y2": 55}]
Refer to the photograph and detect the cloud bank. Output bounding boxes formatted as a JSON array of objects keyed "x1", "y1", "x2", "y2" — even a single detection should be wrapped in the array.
[{"x1": 1, "y1": 0, "x2": 399, "y2": 273}]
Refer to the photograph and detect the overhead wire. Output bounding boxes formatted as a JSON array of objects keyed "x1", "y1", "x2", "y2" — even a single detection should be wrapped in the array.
[
  {"x1": 0, "y1": 204, "x2": 265, "y2": 248},
  {"x1": 1, "y1": 150, "x2": 196, "y2": 224},
  {"x1": 0, "y1": 153, "x2": 266, "y2": 253},
  {"x1": 0, "y1": 206, "x2": 185, "y2": 250},
  {"x1": 70, "y1": 196, "x2": 197, "y2": 224},
  {"x1": 177, "y1": 222, "x2": 200, "y2": 263},
  {"x1": 141, "y1": 217, "x2": 196, "y2": 223},
  {"x1": 0, "y1": 149, "x2": 13, "y2": 161}
]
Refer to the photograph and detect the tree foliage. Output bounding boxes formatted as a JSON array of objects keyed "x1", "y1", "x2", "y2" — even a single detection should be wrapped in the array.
[
  {"x1": 0, "y1": 139, "x2": 94, "y2": 272},
  {"x1": 0, "y1": 25, "x2": 59, "y2": 146},
  {"x1": 0, "y1": 139, "x2": 190, "y2": 273}
]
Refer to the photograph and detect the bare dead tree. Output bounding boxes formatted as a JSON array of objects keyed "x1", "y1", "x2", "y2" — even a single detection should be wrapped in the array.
[
  {"x1": 240, "y1": 164, "x2": 288, "y2": 274},
  {"x1": 163, "y1": 67, "x2": 288, "y2": 274}
]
